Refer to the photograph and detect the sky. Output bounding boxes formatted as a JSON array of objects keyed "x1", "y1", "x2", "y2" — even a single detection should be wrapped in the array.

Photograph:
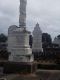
[{"x1": 0, "y1": 0, "x2": 60, "y2": 40}]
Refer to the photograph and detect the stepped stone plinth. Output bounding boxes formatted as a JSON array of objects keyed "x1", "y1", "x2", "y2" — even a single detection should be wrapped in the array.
[
  {"x1": 8, "y1": 0, "x2": 34, "y2": 62},
  {"x1": 8, "y1": 25, "x2": 33, "y2": 62}
]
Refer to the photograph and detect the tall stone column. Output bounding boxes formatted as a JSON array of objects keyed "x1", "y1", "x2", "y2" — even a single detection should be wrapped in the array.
[{"x1": 19, "y1": 0, "x2": 27, "y2": 27}]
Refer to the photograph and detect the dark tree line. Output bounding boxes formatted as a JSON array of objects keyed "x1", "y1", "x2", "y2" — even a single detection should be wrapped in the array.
[
  {"x1": 42, "y1": 33, "x2": 52, "y2": 48},
  {"x1": 0, "y1": 33, "x2": 7, "y2": 42},
  {"x1": 0, "y1": 33, "x2": 59, "y2": 63},
  {"x1": 0, "y1": 33, "x2": 52, "y2": 60},
  {"x1": 0, "y1": 33, "x2": 8, "y2": 60},
  {"x1": 29, "y1": 33, "x2": 52, "y2": 48},
  {"x1": 0, "y1": 33, "x2": 52, "y2": 48}
]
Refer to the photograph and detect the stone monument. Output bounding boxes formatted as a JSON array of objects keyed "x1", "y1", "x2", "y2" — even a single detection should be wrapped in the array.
[
  {"x1": 19, "y1": 0, "x2": 27, "y2": 27},
  {"x1": 32, "y1": 23, "x2": 43, "y2": 53},
  {"x1": 8, "y1": 0, "x2": 34, "y2": 62}
]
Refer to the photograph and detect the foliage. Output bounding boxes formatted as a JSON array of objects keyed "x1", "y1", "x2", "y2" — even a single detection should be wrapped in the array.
[
  {"x1": 0, "y1": 49, "x2": 9, "y2": 60},
  {"x1": 0, "y1": 33, "x2": 8, "y2": 60},
  {"x1": 42, "y1": 33, "x2": 52, "y2": 48},
  {"x1": 0, "y1": 33, "x2": 7, "y2": 42},
  {"x1": 42, "y1": 33, "x2": 52, "y2": 43},
  {"x1": 57, "y1": 35, "x2": 60, "y2": 39}
]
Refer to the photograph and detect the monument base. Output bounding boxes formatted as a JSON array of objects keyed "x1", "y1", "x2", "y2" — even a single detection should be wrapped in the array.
[
  {"x1": 8, "y1": 26, "x2": 34, "y2": 62},
  {"x1": 9, "y1": 54, "x2": 33, "y2": 63},
  {"x1": 9, "y1": 47, "x2": 33, "y2": 62},
  {"x1": 32, "y1": 51, "x2": 43, "y2": 61},
  {"x1": 3, "y1": 62, "x2": 36, "y2": 74}
]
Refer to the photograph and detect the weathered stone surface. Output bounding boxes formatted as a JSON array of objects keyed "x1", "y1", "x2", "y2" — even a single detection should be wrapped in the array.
[
  {"x1": 19, "y1": 0, "x2": 27, "y2": 27},
  {"x1": 32, "y1": 23, "x2": 43, "y2": 52},
  {"x1": 8, "y1": 26, "x2": 33, "y2": 62},
  {"x1": 8, "y1": 0, "x2": 34, "y2": 62}
]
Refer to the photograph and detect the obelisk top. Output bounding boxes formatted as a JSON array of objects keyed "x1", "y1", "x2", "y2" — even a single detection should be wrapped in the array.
[{"x1": 19, "y1": 0, "x2": 27, "y2": 28}]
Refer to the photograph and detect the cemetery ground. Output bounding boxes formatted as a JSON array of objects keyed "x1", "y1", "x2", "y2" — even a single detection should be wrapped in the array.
[
  {"x1": 0, "y1": 70, "x2": 60, "y2": 80},
  {"x1": 0, "y1": 60, "x2": 60, "y2": 80}
]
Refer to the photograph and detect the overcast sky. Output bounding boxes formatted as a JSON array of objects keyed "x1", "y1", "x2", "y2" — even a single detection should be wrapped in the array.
[{"x1": 0, "y1": 0, "x2": 60, "y2": 39}]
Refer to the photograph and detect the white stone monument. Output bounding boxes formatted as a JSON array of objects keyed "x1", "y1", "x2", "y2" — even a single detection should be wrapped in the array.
[
  {"x1": 8, "y1": 0, "x2": 33, "y2": 62},
  {"x1": 19, "y1": 0, "x2": 27, "y2": 27},
  {"x1": 32, "y1": 23, "x2": 43, "y2": 53}
]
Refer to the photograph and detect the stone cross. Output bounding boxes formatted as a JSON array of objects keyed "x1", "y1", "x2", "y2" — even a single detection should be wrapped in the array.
[{"x1": 19, "y1": 0, "x2": 27, "y2": 27}]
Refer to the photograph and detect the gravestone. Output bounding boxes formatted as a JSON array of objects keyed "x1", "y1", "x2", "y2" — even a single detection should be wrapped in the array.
[{"x1": 32, "y1": 23, "x2": 43, "y2": 53}]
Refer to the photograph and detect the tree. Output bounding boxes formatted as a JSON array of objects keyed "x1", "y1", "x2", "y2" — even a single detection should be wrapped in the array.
[
  {"x1": 0, "y1": 33, "x2": 8, "y2": 60},
  {"x1": 57, "y1": 35, "x2": 60, "y2": 39},
  {"x1": 42, "y1": 33, "x2": 52, "y2": 48},
  {"x1": 0, "y1": 49, "x2": 9, "y2": 60},
  {"x1": 0, "y1": 33, "x2": 7, "y2": 42}
]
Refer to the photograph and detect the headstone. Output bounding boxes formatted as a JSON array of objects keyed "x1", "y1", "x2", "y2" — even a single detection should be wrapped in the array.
[{"x1": 32, "y1": 23, "x2": 43, "y2": 52}]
